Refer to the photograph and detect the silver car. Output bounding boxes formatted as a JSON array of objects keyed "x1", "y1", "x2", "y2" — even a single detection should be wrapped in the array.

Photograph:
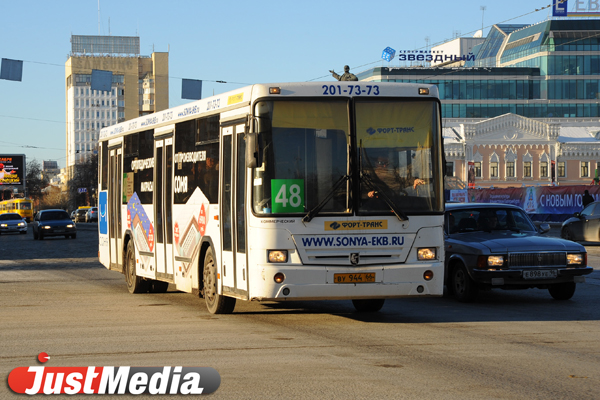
[
  {"x1": 0, "y1": 213, "x2": 27, "y2": 235},
  {"x1": 445, "y1": 203, "x2": 592, "y2": 302}
]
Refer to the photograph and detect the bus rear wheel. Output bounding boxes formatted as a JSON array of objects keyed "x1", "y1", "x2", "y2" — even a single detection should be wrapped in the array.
[
  {"x1": 352, "y1": 299, "x2": 385, "y2": 312},
  {"x1": 125, "y1": 240, "x2": 148, "y2": 294},
  {"x1": 203, "y1": 247, "x2": 235, "y2": 314}
]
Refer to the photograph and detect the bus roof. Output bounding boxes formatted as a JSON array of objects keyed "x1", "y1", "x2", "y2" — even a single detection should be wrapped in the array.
[{"x1": 99, "y1": 82, "x2": 439, "y2": 142}]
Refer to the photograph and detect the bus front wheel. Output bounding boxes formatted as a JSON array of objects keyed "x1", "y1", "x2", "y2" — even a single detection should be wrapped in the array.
[{"x1": 203, "y1": 247, "x2": 235, "y2": 314}]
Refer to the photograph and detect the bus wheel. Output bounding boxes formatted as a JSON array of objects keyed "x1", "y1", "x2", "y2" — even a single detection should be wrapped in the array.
[
  {"x1": 125, "y1": 240, "x2": 148, "y2": 294},
  {"x1": 352, "y1": 299, "x2": 385, "y2": 312},
  {"x1": 148, "y1": 280, "x2": 169, "y2": 293},
  {"x1": 203, "y1": 247, "x2": 235, "y2": 314}
]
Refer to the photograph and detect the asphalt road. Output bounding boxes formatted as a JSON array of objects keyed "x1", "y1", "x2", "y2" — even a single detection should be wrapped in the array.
[{"x1": 1, "y1": 224, "x2": 599, "y2": 399}]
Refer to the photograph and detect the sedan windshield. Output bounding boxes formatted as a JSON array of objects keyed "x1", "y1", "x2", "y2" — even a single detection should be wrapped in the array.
[
  {"x1": 41, "y1": 211, "x2": 70, "y2": 221},
  {"x1": 0, "y1": 213, "x2": 22, "y2": 221},
  {"x1": 446, "y1": 208, "x2": 537, "y2": 234}
]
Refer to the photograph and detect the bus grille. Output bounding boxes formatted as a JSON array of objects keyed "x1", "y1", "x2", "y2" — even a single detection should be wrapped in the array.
[{"x1": 508, "y1": 252, "x2": 566, "y2": 268}]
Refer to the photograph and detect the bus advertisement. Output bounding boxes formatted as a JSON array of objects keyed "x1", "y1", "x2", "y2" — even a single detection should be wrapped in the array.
[{"x1": 98, "y1": 82, "x2": 445, "y2": 314}]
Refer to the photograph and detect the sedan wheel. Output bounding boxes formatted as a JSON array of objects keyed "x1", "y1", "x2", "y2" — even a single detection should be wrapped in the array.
[
  {"x1": 548, "y1": 282, "x2": 576, "y2": 300},
  {"x1": 451, "y1": 264, "x2": 478, "y2": 302}
]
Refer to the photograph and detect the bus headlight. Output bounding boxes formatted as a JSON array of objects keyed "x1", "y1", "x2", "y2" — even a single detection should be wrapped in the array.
[
  {"x1": 417, "y1": 248, "x2": 437, "y2": 261},
  {"x1": 268, "y1": 250, "x2": 288, "y2": 263}
]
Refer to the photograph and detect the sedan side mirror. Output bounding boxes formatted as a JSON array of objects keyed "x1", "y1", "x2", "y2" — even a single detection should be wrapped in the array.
[
  {"x1": 538, "y1": 223, "x2": 550, "y2": 234},
  {"x1": 574, "y1": 212, "x2": 582, "y2": 218}
]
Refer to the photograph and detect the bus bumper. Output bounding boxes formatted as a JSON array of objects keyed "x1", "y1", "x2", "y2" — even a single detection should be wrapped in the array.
[{"x1": 250, "y1": 262, "x2": 444, "y2": 301}]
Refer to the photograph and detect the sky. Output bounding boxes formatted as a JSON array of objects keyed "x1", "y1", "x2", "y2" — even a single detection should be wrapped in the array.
[{"x1": 0, "y1": 0, "x2": 559, "y2": 168}]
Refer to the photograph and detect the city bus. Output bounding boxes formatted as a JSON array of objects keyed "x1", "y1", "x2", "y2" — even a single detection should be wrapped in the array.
[
  {"x1": 0, "y1": 198, "x2": 34, "y2": 222},
  {"x1": 98, "y1": 82, "x2": 445, "y2": 314}
]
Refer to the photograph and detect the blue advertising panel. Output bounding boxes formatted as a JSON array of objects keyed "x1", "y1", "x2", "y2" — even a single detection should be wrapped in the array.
[
  {"x1": 99, "y1": 191, "x2": 108, "y2": 234},
  {"x1": 553, "y1": 0, "x2": 568, "y2": 16}
]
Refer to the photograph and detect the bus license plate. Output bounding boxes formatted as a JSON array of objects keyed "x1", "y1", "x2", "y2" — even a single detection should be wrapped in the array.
[
  {"x1": 523, "y1": 270, "x2": 557, "y2": 279},
  {"x1": 334, "y1": 273, "x2": 376, "y2": 283}
]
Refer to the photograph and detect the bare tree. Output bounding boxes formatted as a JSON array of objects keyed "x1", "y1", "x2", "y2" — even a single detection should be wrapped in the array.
[
  {"x1": 26, "y1": 159, "x2": 47, "y2": 204},
  {"x1": 66, "y1": 154, "x2": 98, "y2": 211}
]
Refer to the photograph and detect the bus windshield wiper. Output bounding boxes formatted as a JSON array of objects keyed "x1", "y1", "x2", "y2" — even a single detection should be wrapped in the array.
[
  {"x1": 361, "y1": 171, "x2": 409, "y2": 222},
  {"x1": 302, "y1": 174, "x2": 349, "y2": 223}
]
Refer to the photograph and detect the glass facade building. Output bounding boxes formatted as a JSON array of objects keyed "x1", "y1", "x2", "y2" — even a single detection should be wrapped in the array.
[{"x1": 357, "y1": 20, "x2": 600, "y2": 119}]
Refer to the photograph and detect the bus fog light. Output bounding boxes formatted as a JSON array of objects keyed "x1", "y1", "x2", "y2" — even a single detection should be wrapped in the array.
[
  {"x1": 282, "y1": 288, "x2": 290, "y2": 296},
  {"x1": 274, "y1": 273, "x2": 285, "y2": 284},
  {"x1": 416, "y1": 285, "x2": 424, "y2": 293},
  {"x1": 268, "y1": 250, "x2": 288, "y2": 263},
  {"x1": 423, "y1": 270, "x2": 434, "y2": 281},
  {"x1": 417, "y1": 248, "x2": 436, "y2": 260}
]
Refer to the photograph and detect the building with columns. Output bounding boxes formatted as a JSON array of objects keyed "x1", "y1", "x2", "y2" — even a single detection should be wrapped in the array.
[{"x1": 444, "y1": 113, "x2": 600, "y2": 188}]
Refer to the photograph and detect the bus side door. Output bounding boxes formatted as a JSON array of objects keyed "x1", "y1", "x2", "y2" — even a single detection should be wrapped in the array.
[
  {"x1": 220, "y1": 123, "x2": 248, "y2": 299},
  {"x1": 109, "y1": 146, "x2": 123, "y2": 271},
  {"x1": 154, "y1": 135, "x2": 175, "y2": 282}
]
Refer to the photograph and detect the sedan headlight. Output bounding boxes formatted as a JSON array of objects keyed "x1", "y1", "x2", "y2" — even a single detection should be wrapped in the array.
[
  {"x1": 0, "y1": 224, "x2": 6, "y2": 227},
  {"x1": 417, "y1": 247, "x2": 437, "y2": 261},
  {"x1": 567, "y1": 253, "x2": 585, "y2": 265},
  {"x1": 18, "y1": 222, "x2": 25, "y2": 227},
  {"x1": 42, "y1": 225, "x2": 51, "y2": 230},
  {"x1": 67, "y1": 224, "x2": 75, "y2": 228},
  {"x1": 477, "y1": 255, "x2": 506, "y2": 270}
]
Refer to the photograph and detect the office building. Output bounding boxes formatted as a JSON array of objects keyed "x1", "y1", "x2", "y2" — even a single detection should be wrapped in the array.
[
  {"x1": 358, "y1": 19, "x2": 600, "y2": 188},
  {"x1": 65, "y1": 35, "x2": 169, "y2": 167}
]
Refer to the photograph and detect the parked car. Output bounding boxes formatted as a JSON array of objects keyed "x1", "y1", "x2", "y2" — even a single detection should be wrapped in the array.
[
  {"x1": 85, "y1": 207, "x2": 98, "y2": 223},
  {"x1": 0, "y1": 212, "x2": 27, "y2": 235},
  {"x1": 74, "y1": 209, "x2": 88, "y2": 223},
  {"x1": 32, "y1": 209, "x2": 77, "y2": 240},
  {"x1": 561, "y1": 201, "x2": 600, "y2": 242},
  {"x1": 70, "y1": 210, "x2": 77, "y2": 220},
  {"x1": 444, "y1": 203, "x2": 592, "y2": 302}
]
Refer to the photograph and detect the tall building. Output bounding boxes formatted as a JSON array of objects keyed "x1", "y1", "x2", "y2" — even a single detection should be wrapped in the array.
[
  {"x1": 358, "y1": 19, "x2": 600, "y2": 188},
  {"x1": 65, "y1": 35, "x2": 169, "y2": 167}
]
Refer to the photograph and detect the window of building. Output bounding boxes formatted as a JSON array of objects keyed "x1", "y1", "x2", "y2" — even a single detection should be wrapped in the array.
[
  {"x1": 581, "y1": 161, "x2": 589, "y2": 177},
  {"x1": 491, "y1": 162, "x2": 499, "y2": 178},
  {"x1": 474, "y1": 162, "x2": 482, "y2": 177},
  {"x1": 524, "y1": 161, "x2": 532, "y2": 177},
  {"x1": 540, "y1": 161, "x2": 548, "y2": 177},
  {"x1": 558, "y1": 161, "x2": 565, "y2": 177},
  {"x1": 445, "y1": 162, "x2": 454, "y2": 176},
  {"x1": 506, "y1": 162, "x2": 515, "y2": 178}
]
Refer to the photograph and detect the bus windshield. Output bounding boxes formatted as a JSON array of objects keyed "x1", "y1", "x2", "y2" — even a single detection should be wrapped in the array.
[
  {"x1": 356, "y1": 100, "x2": 442, "y2": 214},
  {"x1": 252, "y1": 98, "x2": 442, "y2": 216},
  {"x1": 253, "y1": 100, "x2": 350, "y2": 215}
]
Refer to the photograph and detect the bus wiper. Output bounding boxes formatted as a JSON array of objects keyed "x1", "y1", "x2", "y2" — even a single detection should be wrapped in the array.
[
  {"x1": 302, "y1": 174, "x2": 349, "y2": 223},
  {"x1": 361, "y1": 171, "x2": 409, "y2": 222}
]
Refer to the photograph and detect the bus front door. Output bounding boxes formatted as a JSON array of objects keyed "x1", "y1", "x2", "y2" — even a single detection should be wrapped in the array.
[
  {"x1": 154, "y1": 136, "x2": 175, "y2": 282},
  {"x1": 220, "y1": 123, "x2": 248, "y2": 299},
  {"x1": 109, "y1": 147, "x2": 123, "y2": 271}
]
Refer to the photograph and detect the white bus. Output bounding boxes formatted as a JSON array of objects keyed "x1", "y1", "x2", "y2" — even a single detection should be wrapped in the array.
[{"x1": 98, "y1": 82, "x2": 445, "y2": 314}]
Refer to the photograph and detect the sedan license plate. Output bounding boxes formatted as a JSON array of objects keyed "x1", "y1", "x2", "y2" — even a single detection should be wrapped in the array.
[
  {"x1": 523, "y1": 270, "x2": 558, "y2": 279},
  {"x1": 334, "y1": 273, "x2": 376, "y2": 283},
  {"x1": 54, "y1": 229, "x2": 65, "y2": 233}
]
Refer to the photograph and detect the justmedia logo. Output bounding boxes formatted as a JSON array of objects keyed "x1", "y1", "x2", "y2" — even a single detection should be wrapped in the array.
[
  {"x1": 329, "y1": 222, "x2": 341, "y2": 230},
  {"x1": 8, "y1": 353, "x2": 221, "y2": 395},
  {"x1": 367, "y1": 127, "x2": 376, "y2": 136}
]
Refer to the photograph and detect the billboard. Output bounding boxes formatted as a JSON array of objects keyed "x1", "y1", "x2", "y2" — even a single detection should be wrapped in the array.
[
  {"x1": 0, "y1": 155, "x2": 25, "y2": 186},
  {"x1": 553, "y1": 0, "x2": 600, "y2": 17}
]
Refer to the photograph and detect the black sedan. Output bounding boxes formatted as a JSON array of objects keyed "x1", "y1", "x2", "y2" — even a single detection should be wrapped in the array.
[
  {"x1": 32, "y1": 209, "x2": 77, "y2": 240},
  {"x1": 445, "y1": 203, "x2": 592, "y2": 302},
  {"x1": 0, "y1": 213, "x2": 27, "y2": 235},
  {"x1": 561, "y1": 201, "x2": 600, "y2": 242}
]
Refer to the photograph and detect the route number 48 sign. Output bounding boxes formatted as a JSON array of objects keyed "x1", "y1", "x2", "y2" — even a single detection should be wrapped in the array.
[{"x1": 271, "y1": 179, "x2": 305, "y2": 213}]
